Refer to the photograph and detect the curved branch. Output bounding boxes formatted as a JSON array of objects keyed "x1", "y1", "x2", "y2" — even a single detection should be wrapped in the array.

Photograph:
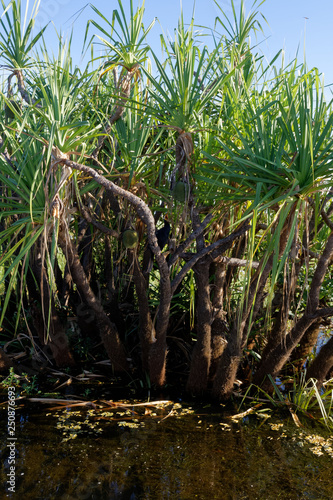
[
  {"x1": 310, "y1": 306, "x2": 333, "y2": 319},
  {"x1": 58, "y1": 220, "x2": 128, "y2": 372},
  {"x1": 13, "y1": 70, "x2": 41, "y2": 107},
  {"x1": 168, "y1": 213, "x2": 213, "y2": 267},
  {"x1": 171, "y1": 224, "x2": 250, "y2": 295},
  {"x1": 60, "y1": 157, "x2": 171, "y2": 356},
  {"x1": 62, "y1": 158, "x2": 162, "y2": 262}
]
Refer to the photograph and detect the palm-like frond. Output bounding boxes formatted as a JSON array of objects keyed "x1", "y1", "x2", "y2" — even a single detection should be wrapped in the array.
[
  {"x1": 85, "y1": 0, "x2": 155, "y2": 69},
  {"x1": 29, "y1": 37, "x2": 102, "y2": 154},
  {"x1": 0, "y1": 0, "x2": 46, "y2": 69},
  {"x1": 143, "y1": 15, "x2": 232, "y2": 131}
]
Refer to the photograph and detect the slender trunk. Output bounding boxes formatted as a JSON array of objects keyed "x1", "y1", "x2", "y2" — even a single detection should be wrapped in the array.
[
  {"x1": 265, "y1": 259, "x2": 302, "y2": 356},
  {"x1": 78, "y1": 220, "x2": 94, "y2": 283},
  {"x1": 186, "y1": 261, "x2": 212, "y2": 394},
  {"x1": 210, "y1": 262, "x2": 228, "y2": 381},
  {"x1": 290, "y1": 320, "x2": 321, "y2": 370},
  {"x1": 59, "y1": 156, "x2": 172, "y2": 384},
  {"x1": 253, "y1": 231, "x2": 333, "y2": 388},
  {"x1": 58, "y1": 223, "x2": 128, "y2": 372},
  {"x1": 105, "y1": 235, "x2": 113, "y2": 289},
  {"x1": 306, "y1": 335, "x2": 333, "y2": 388},
  {"x1": 212, "y1": 210, "x2": 294, "y2": 400},
  {"x1": 212, "y1": 338, "x2": 241, "y2": 401},
  {"x1": 151, "y1": 261, "x2": 172, "y2": 387},
  {"x1": 132, "y1": 253, "x2": 156, "y2": 372},
  {"x1": 253, "y1": 314, "x2": 317, "y2": 389},
  {"x1": 28, "y1": 247, "x2": 75, "y2": 368},
  {"x1": 224, "y1": 233, "x2": 247, "y2": 300}
]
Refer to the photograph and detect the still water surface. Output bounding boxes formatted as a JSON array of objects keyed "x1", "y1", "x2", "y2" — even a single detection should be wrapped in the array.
[{"x1": 1, "y1": 397, "x2": 333, "y2": 500}]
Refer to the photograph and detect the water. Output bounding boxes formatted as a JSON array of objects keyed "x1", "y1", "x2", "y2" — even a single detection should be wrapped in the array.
[{"x1": 1, "y1": 396, "x2": 333, "y2": 500}]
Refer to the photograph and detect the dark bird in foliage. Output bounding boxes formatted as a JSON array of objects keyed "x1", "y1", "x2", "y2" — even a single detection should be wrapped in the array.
[
  {"x1": 144, "y1": 218, "x2": 171, "y2": 274},
  {"x1": 156, "y1": 218, "x2": 171, "y2": 250}
]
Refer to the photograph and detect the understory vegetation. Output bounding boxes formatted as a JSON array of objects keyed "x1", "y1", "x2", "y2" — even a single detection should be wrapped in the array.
[{"x1": 1, "y1": 0, "x2": 333, "y2": 415}]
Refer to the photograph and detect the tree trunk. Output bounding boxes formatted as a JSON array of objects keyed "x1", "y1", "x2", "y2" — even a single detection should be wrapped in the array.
[
  {"x1": 290, "y1": 320, "x2": 322, "y2": 370},
  {"x1": 253, "y1": 231, "x2": 333, "y2": 388},
  {"x1": 186, "y1": 261, "x2": 212, "y2": 394},
  {"x1": 261, "y1": 258, "x2": 302, "y2": 359},
  {"x1": 252, "y1": 314, "x2": 317, "y2": 389},
  {"x1": 212, "y1": 328, "x2": 241, "y2": 400},
  {"x1": 132, "y1": 253, "x2": 156, "y2": 373},
  {"x1": 58, "y1": 223, "x2": 128, "y2": 372},
  {"x1": 149, "y1": 335, "x2": 168, "y2": 387},
  {"x1": 28, "y1": 248, "x2": 75, "y2": 369},
  {"x1": 78, "y1": 219, "x2": 94, "y2": 283},
  {"x1": 61, "y1": 156, "x2": 171, "y2": 383},
  {"x1": 209, "y1": 262, "x2": 228, "y2": 381},
  {"x1": 212, "y1": 210, "x2": 295, "y2": 400},
  {"x1": 306, "y1": 335, "x2": 333, "y2": 388}
]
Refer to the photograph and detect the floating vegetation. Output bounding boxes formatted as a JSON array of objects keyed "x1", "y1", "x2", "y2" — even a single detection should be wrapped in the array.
[
  {"x1": 219, "y1": 422, "x2": 232, "y2": 432},
  {"x1": 118, "y1": 421, "x2": 140, "y2": 429},
  {"x1": 256, "y1": 417, "x2": 333, "y2": 460},
  {"x1": 269, "y1": 423, "x2": 284, "y2": 431},
  {"x1": 301, "y1": 433, "x2": 333, "y2": 458},
  {"x1": 52, "y1": 410, "x2": 103, "y2": 443},
  {"x1": 41, "y1": 399, "x2": 196, "y2": 443}
]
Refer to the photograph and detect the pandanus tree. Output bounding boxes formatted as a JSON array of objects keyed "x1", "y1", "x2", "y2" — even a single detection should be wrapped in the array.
[
  {"x1": 1, "y1": 0, "x2": 333, "y2": 401},
  {"x1": 0, "y1": 0, "x2": 128, "y2": 370},
  {"x1": 202, "y1": 64, "x2": 333, "y2": 398},
  {"x1": 0, "y1": 0, "x2": 74, "y2": 367}
]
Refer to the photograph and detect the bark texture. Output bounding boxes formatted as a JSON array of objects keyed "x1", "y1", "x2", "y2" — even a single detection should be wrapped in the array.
[
  {"x1": 58, "y1": 222, "x2": 128, "y2": 372},
  {"x1": 132, "y1": 253, "x2": 156, "y2": 373},
  {"x1": 29, "y1": 248, "x2": 75, "y2": 368},
  {"x1": 186, "y1": 261, "x2": 212, "y2": 394},
  {"x1": 212, "y1": 211, "x2": 294, "y2": 400},
  {"x1": 253, "y1": 231, "x2": 333, "y2": 388},
  {"x1": 306, "y1": 335, "x2": 333, "y2": 388}
]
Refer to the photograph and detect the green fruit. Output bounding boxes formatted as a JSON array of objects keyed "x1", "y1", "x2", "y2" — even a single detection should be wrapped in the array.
[
  {"x1": 122, "y1": 229, "x2": 139, "y2": 249},
  {"x1": 172, "y1": 181, "x2": 189, "y2": 203}
]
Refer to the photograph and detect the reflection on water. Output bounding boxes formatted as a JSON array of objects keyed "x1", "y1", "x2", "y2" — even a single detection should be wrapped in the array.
[{"x1": 1, "y1": 401, "x2": 333, "y2": 500}]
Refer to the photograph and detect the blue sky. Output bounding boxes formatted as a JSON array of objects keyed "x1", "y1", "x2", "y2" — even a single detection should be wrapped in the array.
[{"x1": 8, "y1": 0, "x2": 333, "y2": 92}]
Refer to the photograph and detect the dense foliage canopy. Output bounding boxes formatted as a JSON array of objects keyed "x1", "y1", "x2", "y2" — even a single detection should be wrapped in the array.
[{"x1": 1, "y1": 0, "x2": 333, "y2": 405}]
